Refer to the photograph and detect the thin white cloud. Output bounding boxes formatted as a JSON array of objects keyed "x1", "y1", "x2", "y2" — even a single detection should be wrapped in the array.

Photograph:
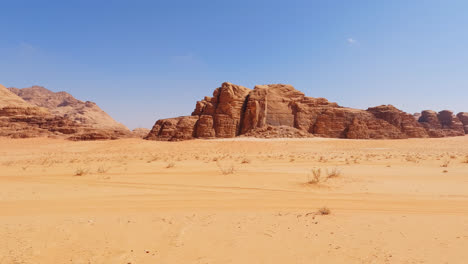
[
  {"x1": 170, "y1": 52, "x2": 206, "y2": 68},
  {"x1": 18, "y1": 41, "x2": 39, "y2": 57},
  {"x1": 347, "y1": 38, "x2": 358, "y2": 45}
]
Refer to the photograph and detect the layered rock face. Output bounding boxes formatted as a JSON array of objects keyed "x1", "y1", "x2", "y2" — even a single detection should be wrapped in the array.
[
  {"x1": 456, "y1": 112, "x2": 468, "y2": 134},
  {"x1": 418, "y1": 110, "x2": 465, "y2": 137},
  {"x1": 146, "y1": 82, "x2": 467, "y2": 141},
  {"x1": 146, "y1": 83, "x2": 250, "y2": 140},
  {"x1": 0, "y1": 84, "x2": 127, "y2": 140},
  {"x1": 0, "y1": 84, "x2": 32, "y2": 108},
  {"x1": 9, "y1": 86, "x2": 129, "y2": 133},
  {"x1": 366, "y1": 105, "x2": 429, "y2": 138},
  {"x1": 192, "y1": 82, "x2": 251, "y2": 138},
  {"x1": 132, "y1": 128, "x2": 151, "y2": 138}
]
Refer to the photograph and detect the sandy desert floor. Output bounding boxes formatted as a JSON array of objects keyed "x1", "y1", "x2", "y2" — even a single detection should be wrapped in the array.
[{"x1": 1, "y1": 136, "x2": 468, "y2": 263}]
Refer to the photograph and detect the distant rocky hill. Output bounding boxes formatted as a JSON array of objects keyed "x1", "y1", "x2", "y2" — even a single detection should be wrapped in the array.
[
  {"x1": 0, "y1": 84, "x2": 34, "y2": 108},
  {"x1": 9, "y1": 86, "x2": 129, "y2": 132},
  {"x1": 0, "y1": 84, "x2": 131, "y2": 140},
  {"x1": 131, "y1": 128, "x2": 150, "y2": 138},
  {"x1": 146, "y1": 82, "x2": 468, "y2": 141}
]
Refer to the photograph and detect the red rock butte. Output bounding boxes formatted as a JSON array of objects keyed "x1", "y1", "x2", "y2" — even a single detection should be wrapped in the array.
[{"x1": 146, "y1": 82, "x2": 468, "y2": 141}]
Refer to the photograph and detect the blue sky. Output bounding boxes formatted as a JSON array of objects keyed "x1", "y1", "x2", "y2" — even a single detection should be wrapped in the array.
[{"x1": 1, "y1": 0, "x2": 467, "y2": 129}]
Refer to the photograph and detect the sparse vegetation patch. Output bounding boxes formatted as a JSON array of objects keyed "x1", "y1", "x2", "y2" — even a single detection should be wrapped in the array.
[
  {"x1": 307, "y1": 168, "x2": 322, "y2": 184},
  {"x1": 217, "y1": 161, "x2": 236, "y2": 175},
  {"x1": 74, "y1": 168, "x2": 89, "y2": 176},
  {"x1": 317, "y1": 207, "x2": 331, "y2": 215}
]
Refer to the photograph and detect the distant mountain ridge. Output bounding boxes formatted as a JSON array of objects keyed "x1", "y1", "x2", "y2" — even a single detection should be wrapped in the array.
[
  {"x1": 0, "y1": 84, "x2": 35, "y2": 108},
  {"x1": 8, "y1": 85, "x2": 129, "y2": 132},
  {"x1": 0, "y1": 84, "x2": 132, "y2": 140}
]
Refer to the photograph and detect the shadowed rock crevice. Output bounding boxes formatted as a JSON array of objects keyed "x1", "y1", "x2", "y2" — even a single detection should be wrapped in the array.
[
  {"x1": 143, "y1": 82, "x2": 466, "y2": 141},
  {"x1": 237, "y1": 94, "x2": 250, "y2": 136}
]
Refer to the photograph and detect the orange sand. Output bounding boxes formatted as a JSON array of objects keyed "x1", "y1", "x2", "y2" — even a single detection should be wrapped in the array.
[{"x1": 1, "y1": 136, "x2": 467, "y2": 263}]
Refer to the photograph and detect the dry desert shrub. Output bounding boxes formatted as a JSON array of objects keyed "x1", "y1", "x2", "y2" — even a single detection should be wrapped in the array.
[
  {"x1": 462, "y1": 155, "x2": 468, "y2": 164},
  {"x1": 307, "y1": 167, "x2": 343, "y2": 185},
  {"x1": 441, "y1": 159, "x2": 450, "y2": 168},
  {"x1": 405, "y1": 155, "x2": 419, "y2": 163},
  {"x1": 147, "y1": 153, "x2": 160, "y2": 163},
  {"x1": 307, "y1": 168, "x2": 322, "y2": 184},
  {"x1": 241, "y1": 157, "x2": 251, "y2": 164},
  {"x1": 217, "y1": 161, "x2": 236, "y2": 175},
  {"x1": 317, "y1": 207, "x2": 331, "y2": 215},
  {"x1": 326, "y1": 167, "x2": 342, "y2": 179},
  {"x1": 97, "y1": 165, "x2": 110, "y2": 174},
  {"x1": 74, "y1": 167, "x2": 89, "y2": 176}
]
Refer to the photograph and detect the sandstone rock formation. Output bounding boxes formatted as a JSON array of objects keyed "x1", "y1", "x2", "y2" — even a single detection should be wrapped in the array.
[
  {"x1": 418, "y1": 110, "x2": 465, "y2": 137},
  {"x1": 9, "y1": 86, "x2": 129, "y2": 133},
  {"x1": 1, "y1": 84, "x2": 126, "y2": 140},
  {"x1": 146, "y1": 82, "x2": 467, "y2": 141},
  {"x1": 0, "y1": 84, "x2": 33, "y2": 108},
  {"x1": 366, "y1": 105, "x2": 429, "y2": 138},
  {"x1": 132, "y1": 128, "x2": 150, "y2": 138},
  {"x1": 456, "y1": 112, "x2": 468, "y2": 134}
]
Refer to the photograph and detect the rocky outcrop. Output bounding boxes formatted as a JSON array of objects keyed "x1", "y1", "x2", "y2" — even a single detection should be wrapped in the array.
[
  {"x1": 9, "y1": 86, "x2": 130, "y2": 133},
  {"x1": 367, "y1": 105, "x2": 429, "y2": 138},
  {"x1": 241, "y1": 84, "x2": 304, "y2": 133},
  {"x1": 0, "y1": 107, "x2": 123, "y2": 140},
  {"x1": 132, "y1": 128, "x2": 151, "y2": 138},
  {"x1": 0, "y1": 105, "x2": 76, "y2": 138},
  {"x1": 145, "y1": 116, "x2": 199, "y2": 141},
  {"x1": 456, "y1": 112, "x2": 468, "y2": 134},
  {"x1": 146, "y1": 82, "x2": 467, "y2": 141},
  {"x1": 0, "y1": 84, "x2": 127, "y2": 140},
  {"x1": 418, "y1": 110, "x2": 465, "y2": 137},
  {"x1": 0, "y1": 84, "x2": 32, "y2": 108},
  {"x1": 192, "y1": 82, "x2": 251, "y2": 138}
]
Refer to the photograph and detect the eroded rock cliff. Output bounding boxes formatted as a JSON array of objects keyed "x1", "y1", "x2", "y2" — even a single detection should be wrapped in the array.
[{"x1": 146, "y1": 82, "x2": 467, "y2": 141}]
